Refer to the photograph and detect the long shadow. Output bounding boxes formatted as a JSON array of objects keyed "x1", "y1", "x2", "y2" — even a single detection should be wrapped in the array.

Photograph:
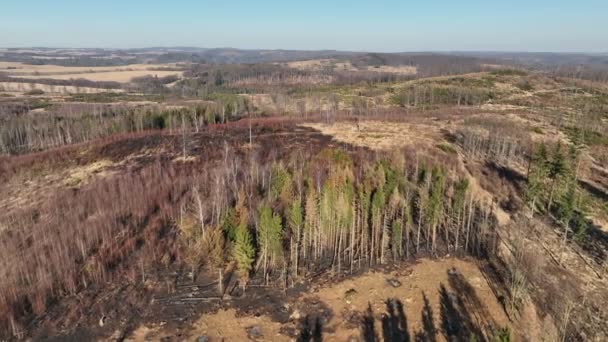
[
  {"x1": 414, "y1": 291, "x2": 437, "y2": 342},
  {"x1": 577, "y1": 218, "x2": 608, "y2": 265},
  {"x1": 297, "y1": 315, "x2": 323, "y2": 342},
  {"x1": 579, "y1": 178, "x2": 608, "y2": 201},
  {"x1": 441, "y1": 269, "x2": 496, "y2": 341},
  {"x1": 485, "y1": 161, "x2": 527, "y2": 186},
  {"x1": 381, "y1": 298, "x2": 410, "y2": 342},
  {"x1": 577, "y1": 179, "x2": 608, "y2": 264},
  {"x1": 361, "y1": 303, "x2": 378, "y2": 342},
  {"x1": 450, "y1": 272, "x2": 491, "y2": 318},
  {"x1": 439, "y1": 284, "x2": 464, "y2": 340},
  {"x1": 478, "y1": 261, "x2": 509, "y2": 317}
]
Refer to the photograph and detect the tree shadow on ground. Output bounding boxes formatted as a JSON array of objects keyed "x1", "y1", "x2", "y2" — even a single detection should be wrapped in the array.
[
  {"x1": 439, "y1": 269, "x2": 498, "y2": 341},
  {"x1": 297, "y1": 315, "x2": 323, "y2": 342},
  {"x1": 358, "y1": 271, "x2": 502, "y2": 342},
  {"x1": 439, "y1": 283, "x2": 465, "y2": 340},
  {"x1": 484, "y1": 161, "x2": 527, "y2": 188},
  {"x1": 478, "y1": 260, "x2": 509, "y2": 317},
  {"x1": 361, "y1": 303, "x2": 378, "y2": 342},
  {"x1": 577, "y1": 217, "x2": 607, "y2": 265},
  {"x1": 414, "y1": 291, "x2": 437, "y2": 342},
  {"x1": 579, "y1": 178, "x2": 608, "y2": 202},
  {"x1": 381, "y1": 298, "x2": 410, "y2": 342}
]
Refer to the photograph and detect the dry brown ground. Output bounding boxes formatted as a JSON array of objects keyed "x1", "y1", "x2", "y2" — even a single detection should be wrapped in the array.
[
  {"x1": 0, "y1": 62, "x2": 183, "y2": 83},
  {"x1": 299, "y1": 121, "x2": 442, "y2": 151},
  {"x1": 0, "y1": 81, "x2": 124, "y2": 95},
  {"x1": 283, "y1": 59, "x2": 337, "y2": 71},
  {"x1": 365, "y1": 65, "x2": 417, "y2": 75},
  {"x1": 126, "y1": 258, "x2": 511, "y2": 342}
]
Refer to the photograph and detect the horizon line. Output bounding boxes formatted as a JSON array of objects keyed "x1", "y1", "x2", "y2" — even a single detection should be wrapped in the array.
[{"x1": 0, "y1": 46, "x2": 607, "y2": 55}]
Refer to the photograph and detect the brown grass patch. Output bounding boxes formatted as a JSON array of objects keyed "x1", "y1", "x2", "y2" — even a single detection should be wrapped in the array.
[
  {"x1": 299, "y1": 120, "x2": 442, "y2": 150},
  {"x1": 366, "y1": 65, "x2": 417, "y2": 75},
  {"x1": 0, "y1": 62, "x2": 183, "y2": 83},
  {"x1": 63, "y1": 159, "x2": 114, "y2": 187}
]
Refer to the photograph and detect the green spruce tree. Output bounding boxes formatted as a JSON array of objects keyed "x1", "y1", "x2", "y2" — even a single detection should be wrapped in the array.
[
  {"x1": 257, "y1": 204, "x2": 284, "y2": 280},
  {"x1": 233, "y1": 223, "x2": 255, "y2": 288}
]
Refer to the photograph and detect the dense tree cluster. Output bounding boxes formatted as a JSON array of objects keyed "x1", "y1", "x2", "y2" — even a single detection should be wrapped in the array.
[
  {"x1": 525, "y1": 143, "x2": 588, "y2": 243},
  {"x1": 456, "y1": 115, "x2": 534, "y2": 168},
  {"x1": 391, "y1": 84, "x2": 493, "y2": 108},
  {"x1": 0, "y1": 74, "x2": 122, "y2": 89},
  {"x1": 0, "y1": 100, "x2": 249, "y2": 154},
  {"x1": 178, "y1": 148, "x2": 500, "y2": 288}
]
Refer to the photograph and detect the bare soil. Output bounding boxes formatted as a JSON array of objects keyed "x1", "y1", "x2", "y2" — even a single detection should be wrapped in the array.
[{"x1": 127, "y1": 258, "x2": 511, "y2": 342}]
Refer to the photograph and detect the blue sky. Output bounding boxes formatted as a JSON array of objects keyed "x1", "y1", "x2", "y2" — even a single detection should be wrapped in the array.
[{"x1": 1, "y1": 0, "x2": 606, "y2": 52}]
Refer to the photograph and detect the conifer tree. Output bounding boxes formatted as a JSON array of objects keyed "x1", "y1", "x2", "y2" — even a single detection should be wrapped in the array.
[
  {"x1": 335, "y1": 181, "x2": 354, "y2": 272},
  {"x1": 371, "y1": 185, "x2": 386, "y2": 264},
  {"x1": 270, "y1": 162, "x2": 292, "y2": 205},
  {"x1": 547, "y1": 143, "x2": 567, "y2": 211},
  {"x1": 416, "y1": 174, "x2": 430, "y2": 253},
  {"x1": 427, "y1": 166, "x2": 445, "y2": 253},
  {"x1": 235, "y1": 189, "x2": 249, "y2": 226},
  {"x1": 319, "y1": 182, "x2": 335, "y2": 258},
  {"x1": 402, "y1": 196, "x2": 413, "y2": 258},
  {"x1": 303, "y1": 181, "x2": 318, "y2": 263},
  {"x1": 233, "y1": 223, "x2": 255, "y2": 288},
  {"x1": 221, "y1": 208, "x2": 238, "y2": 242},
  {"x1": 452, "y1": 179, "x2": 469, "y2": 251},
  {"x1": 388, "y1": 187, "x2": 405, "y2": 260},
  {"x1": 556, "y1": 144, "x2": 581, "y2": 250},
  {"x1": 557, "y1": 181, "x2": 576, "y2": 246},
  {"x1": 257, "y1": 204, "x2": 283, "y2": 279},
  {"x1": 201, "y1": 227, "x2": 225, "y2": 269},
  {"x1": 358, "y1": 183, "x2": 372, "y2": 267},
  {"x1": 392, "y1": 219, "x2": 403, "y2": 261},
  {"x1": 525, "y1": 143, "x2": 549, "y2": 214},
  {"x1": 287, "y1": 199, "x2": 303, "y2": 277}
]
